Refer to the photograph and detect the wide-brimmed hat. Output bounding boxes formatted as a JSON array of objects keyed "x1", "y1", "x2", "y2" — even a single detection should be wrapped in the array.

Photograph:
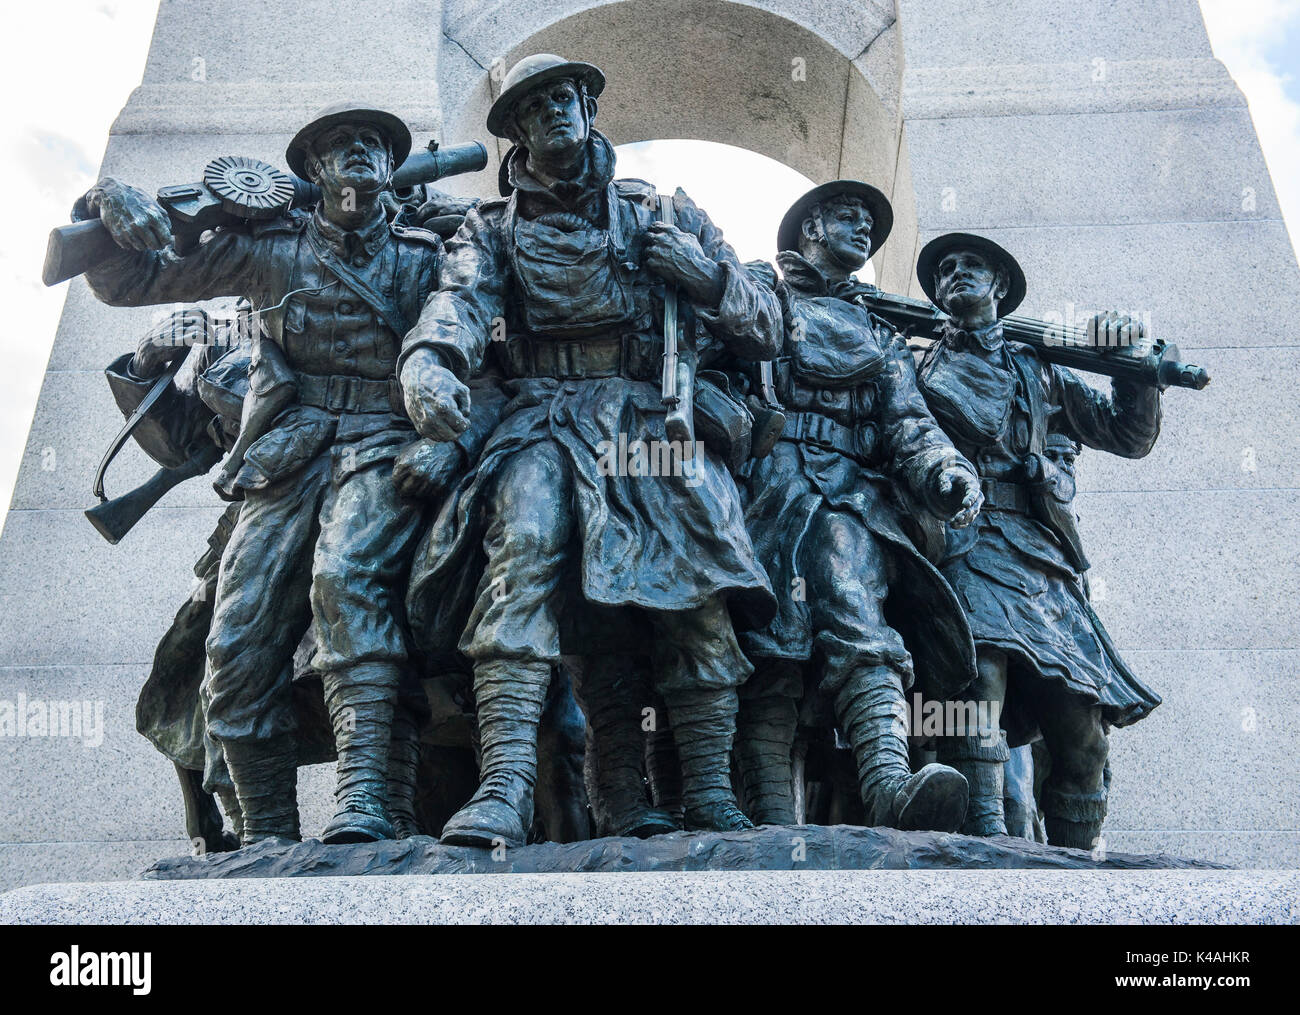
[
  {"x1": 776, "y1": 180, "x2": 894, "y2": 255},
  {"x1": 916, "y1": 232, "x2": 1027, "y2": 318},
  {"x1": 286, "y1": 101, "x2": 412, "y2": 179},
  {"x1": 486, "y1": 53, "x2": 606, "y2": 139}
]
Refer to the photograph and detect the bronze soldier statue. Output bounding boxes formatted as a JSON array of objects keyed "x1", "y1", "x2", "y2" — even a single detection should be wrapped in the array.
[
  {"x1": 733, "y1": 181, "x2": 983, "y2": 831},
  {"x1": 914, "y1": 232, "x2": 1162, "y2": 848},
  {"x1": 400, "y1": 54, "x2": 781, "y2": 847},
  {"x1": 77, "y1": 102, "x2": 445, "y2": 844}
]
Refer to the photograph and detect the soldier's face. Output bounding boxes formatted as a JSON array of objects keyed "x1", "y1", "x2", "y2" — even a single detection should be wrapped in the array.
[
  {"x1": 935, "y1": 250, "x2": 1006, "y2": 317},
  {"x1": 514, "y1": 79, "x2": 589, "y2": 161},
  {"x1": 813, "y1": 197, "x2": 873, "y2": 270},
  {"x1": 311, "y1": 123, "x2": 393, "y2": 194}
]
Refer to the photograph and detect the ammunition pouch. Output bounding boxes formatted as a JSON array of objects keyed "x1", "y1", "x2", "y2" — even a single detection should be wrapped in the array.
[
  {"x1": 694, "y1": 370, "x2": 753, "y2": 472},
  {"x1": 1025, "y1": 452, "x2": 1091, "y2": 571},
  {"x1": 781, "y1": 409, "x2": 875, "y2": 466},
  {"x1": 236, "y1": 408, "x2": 336, "y2": 492}
]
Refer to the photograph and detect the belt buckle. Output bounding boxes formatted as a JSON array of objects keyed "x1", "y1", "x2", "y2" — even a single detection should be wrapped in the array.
[
  {"x1": 325, "y1": 375, "x2": 353, "y2": 413},
  {"x1": 807, "y1": 413, "x2": 833, "y2": 448}
]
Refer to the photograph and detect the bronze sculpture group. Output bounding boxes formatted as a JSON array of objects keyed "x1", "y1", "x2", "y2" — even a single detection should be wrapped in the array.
[{"x1": 62, "y1": 53, "x2": 1206, "y2": 858}]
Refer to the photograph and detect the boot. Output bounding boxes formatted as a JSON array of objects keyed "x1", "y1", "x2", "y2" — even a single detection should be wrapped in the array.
[
  {"x1": 645, "y1": 721, "x2": 684, "y2": 825},
  {"x1": 213, "y1": 785, "x2": 244, "y2": 852},
  {"x1": 935, "y1": 731, "x2": 1010, "y2": 837},
  {"x1": 584, "y1": 687, "x2": 677, "y2": 839},
  {"x1": 1041, "y1": 785, "x2": 1107, "y2": 851},
  {"x1": 386, "y1": 705, "x2": 423, "y2": 839},
  {"x1": 735, "y1": 693, "x2": 798, "y2": 825},
  {"x1": 836, "y1": 667, "x2": 968, "y2": 833},
  {"x1": 440, "y1": 661, "x2": 551, "y2": 848},
  {"x1": 222, "y1": 735, "x2": 300, "y2": 845},
  {"x1": 664, "y1": 688, "x2": 753, "y2": 832},
  {"x1": 320, "y1": 663, "x2": 400, "y2": 844}
]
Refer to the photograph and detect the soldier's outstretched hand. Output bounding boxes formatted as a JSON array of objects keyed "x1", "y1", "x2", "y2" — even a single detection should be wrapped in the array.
[
  {"x1": 934, "y1": 465, "x2": 983, "y2": 529},
  {"x1": 400, "y1": 347, "x2": 471, "y2": 441},
  {"x1": 90, "y1": 178, "x2": 173, "y2": 252}
]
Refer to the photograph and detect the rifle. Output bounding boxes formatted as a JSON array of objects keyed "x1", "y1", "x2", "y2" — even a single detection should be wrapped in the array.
[
  {"x1": 85, "y1": 359, "x2": 225, "y2": 543},
  {"x1": 659, "y1": 191, "x2": 696, "y2": 449},
  {"x1": 861, "y1": 289, "x2": 1210, "y2": 391},
  {"x1": 43, "y1": 139, "x2": 488, "y2": 286},
  {"x1": 86, "y1": 442, "x2": 223, "y2": 544}
]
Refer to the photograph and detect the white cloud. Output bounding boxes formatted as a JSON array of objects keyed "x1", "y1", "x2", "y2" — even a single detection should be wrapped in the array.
[
  {"x1": 0, "y1": 2, "x2": 161, "y2": 530},
  {"x1": 1199, "y1": 0, "x2": 1300, "y2": 258}
]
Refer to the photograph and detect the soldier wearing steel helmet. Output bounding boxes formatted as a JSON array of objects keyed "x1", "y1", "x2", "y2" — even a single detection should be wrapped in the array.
[
  {"x1": 732, "y1": 181, "x2": 983, "y2": 832},
  {"x1": 76, "y1": 102, "x2": 445, "y2": 845},
  {"x1": 401, "y1": 54, "x2": 782, "y2": 847},
  {"x1": 913, "y1": 232, "x2": 1163, "y2": 849}
]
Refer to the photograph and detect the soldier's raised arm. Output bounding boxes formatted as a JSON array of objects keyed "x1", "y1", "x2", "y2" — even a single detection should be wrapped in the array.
[
  {"x1": 1051, "y1": 353, "x2": 1162, "y2": 460},
  {"x1": 75, "y1": 178, "x2": 259, "y2": 308}
]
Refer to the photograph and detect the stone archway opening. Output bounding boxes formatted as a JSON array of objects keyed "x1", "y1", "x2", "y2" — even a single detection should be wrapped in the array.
[{"x1": 440, "y1": 0, "x2": 915, "y2": 289}]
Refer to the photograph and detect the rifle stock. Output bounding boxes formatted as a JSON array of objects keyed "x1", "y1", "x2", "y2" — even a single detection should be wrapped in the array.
[{"x1": 85, "y1": 443, "x2": 222, "y2": 544}]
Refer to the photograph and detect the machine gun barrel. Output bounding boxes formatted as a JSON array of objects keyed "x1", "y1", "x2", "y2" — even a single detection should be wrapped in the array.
[
  {"x1": 288, "y1": 139, "x2": 489, "y2": 207},
  {"x1": 860, "y1": 290, "x2": 1210, "y2": 391}
]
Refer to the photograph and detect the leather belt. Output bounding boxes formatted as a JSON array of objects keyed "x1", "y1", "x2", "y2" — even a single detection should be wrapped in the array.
[
  {"x1": 980, "y1": 476, "x2": 1030, "y2": 512},
  {"x1": 510, "y1": 334, "x2": 658, "y2": 382},
  {"x1": 781, "y1": 410, "x2": 872, "y2": 464},
  {"x1": 297, "y1": 373, "x2": 403, "y2": 415}
]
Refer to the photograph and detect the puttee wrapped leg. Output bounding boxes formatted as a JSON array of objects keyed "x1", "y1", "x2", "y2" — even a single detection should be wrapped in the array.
[
  {"x1": 935, "y1": 729, "x2": 1010, "y2": 837},
  {"x1": 320, "y1": 662, "x2": 401, "y2": 844},
  {"x1": 222, "y1": 735, "x2": 300, "y2": 845},
  {"x1": 1041, "y1": 785, "x2": 1107, "y2": 851},
  {"x1": 440, "y1": 660, "x2": 552, "y2": 848},
  {"x1": 663, "y1": 687, "x2": 753, "y2": 832},
  {"x1": 836, "y1": 666, "x2": 969, "y2": 832}
]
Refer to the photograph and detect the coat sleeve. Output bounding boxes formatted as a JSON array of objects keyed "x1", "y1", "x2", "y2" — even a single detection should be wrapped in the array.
[
  {"x1": 82, "y1": 224, "x2": 262, "y2": 310},
  {"x1": 399, "y1": 205, "x2": 508, "y2": 381},
  {"x1": 1051, "y1": 363, "x2": 1162, "y2": 459},
  {"x1": 876, "y1": 328, "x2": 977, "y2": 508},
  {"x1": 672, "y1": 190, "x2": 782, "y2": 362}
]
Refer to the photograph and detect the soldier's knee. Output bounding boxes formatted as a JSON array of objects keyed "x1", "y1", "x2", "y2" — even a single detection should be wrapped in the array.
[
  {"x1": 498, "y1": 510, "x2": 569, "y2": 562},
  {"x1": 1051, "y1": 715, "x2": 1108, "y2": 784}
]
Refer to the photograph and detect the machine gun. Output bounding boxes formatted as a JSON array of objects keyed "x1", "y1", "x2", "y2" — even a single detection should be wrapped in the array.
[
  {"x1": 42, "y1": 139, "x2": 488, "y2": 286},
  {"x1": 860, "y1": 289, "x2": 1209, "y2": 391}
]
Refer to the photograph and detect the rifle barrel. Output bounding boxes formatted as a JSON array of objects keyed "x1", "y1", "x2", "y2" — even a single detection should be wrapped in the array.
[{"x1": 860, "y1": 291, "x2": 1209, "y2": 390}]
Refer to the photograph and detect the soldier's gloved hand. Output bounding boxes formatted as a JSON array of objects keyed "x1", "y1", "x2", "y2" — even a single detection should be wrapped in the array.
[
  {"x1": 643, "y1": 221, "x2": 725, "y2": 304},
  {"x1": 393, "y1": 438, "x2": 465, "y2": 501},
  {"x1": 400, "y1": 347, "x2": 471, "y2": 442},
  {"x1": 88, "y1": 177, "x2": 173, "y2": 252},
  {"x1": 933, "y1": 465, "x2": 983, "y2": 528},
  {"x1": 131, "y1": 307, "x2": 211, "y2": 378},
  {"x1": 1091, "y1": 311, "x2": 1152, "y2": 359}
]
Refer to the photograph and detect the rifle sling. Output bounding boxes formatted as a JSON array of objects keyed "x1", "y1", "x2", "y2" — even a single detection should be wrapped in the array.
[{"x1": 92, "y1": 363, "x2": 181, "y2": 502}]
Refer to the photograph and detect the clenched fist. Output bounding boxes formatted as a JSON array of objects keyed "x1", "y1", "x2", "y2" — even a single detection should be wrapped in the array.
[
  {"x1": 400, "y1": 347, "x2": 471, "y2": 442},
  {"x1": 393, "y1": 438, "x2": 465, "y2": 501},
  {"x1": 931, "y1": 465, "x2": 983, "y2": 529}
]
